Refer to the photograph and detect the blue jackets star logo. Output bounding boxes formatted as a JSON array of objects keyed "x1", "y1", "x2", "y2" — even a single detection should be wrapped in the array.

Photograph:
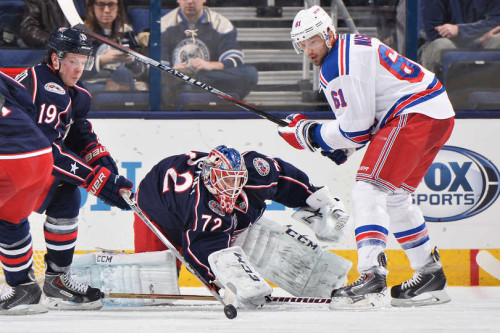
[{"x1": 70, "y1": 162, "x2": 79, "y2": 174}]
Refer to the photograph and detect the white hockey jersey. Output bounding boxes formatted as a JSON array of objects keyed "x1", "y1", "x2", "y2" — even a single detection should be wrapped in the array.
[{"x1": 315, "y1": 34, "x2": 455, "y2": 151}]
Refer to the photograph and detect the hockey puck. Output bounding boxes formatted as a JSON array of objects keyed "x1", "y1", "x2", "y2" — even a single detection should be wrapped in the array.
[{"x1": 223, "y1": 304, "x2": 237, "y2": 319}]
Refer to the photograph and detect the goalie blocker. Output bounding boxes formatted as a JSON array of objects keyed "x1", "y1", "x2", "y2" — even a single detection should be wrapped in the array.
[{"x1": 208, "y1": 246, "x2": 273, "y2": 308}]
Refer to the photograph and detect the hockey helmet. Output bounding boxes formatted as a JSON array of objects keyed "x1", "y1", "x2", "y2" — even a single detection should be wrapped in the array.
[
  {"x1": 47, "y1": 27, "x2": 95, "y2": 71},
  {"x1": 290, "y1": 5, "x2": 336, "y2": 54},
  {"x1": 202, "y1": 145, "x2": 248, "y2": 213}
]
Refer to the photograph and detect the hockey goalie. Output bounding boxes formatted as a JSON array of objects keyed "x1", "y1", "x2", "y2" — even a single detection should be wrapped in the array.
[{"x1": 72, "y1": 145, "x2": 353, "y2": 308}]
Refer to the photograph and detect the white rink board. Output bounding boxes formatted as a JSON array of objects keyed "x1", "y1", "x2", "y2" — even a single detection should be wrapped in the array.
[{"x1": 27, "y1": 118, "x2": 500, "y2": 251}]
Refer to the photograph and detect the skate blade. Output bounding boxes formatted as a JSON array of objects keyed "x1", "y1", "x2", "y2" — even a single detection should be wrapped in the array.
[
  {"x1": 329, "y1": 290, "x2": 389, "y2": 310},
  {"x1": 44, "y1": 296, "x2": 103, "y2": 311},
  {"x1": 0, "y1": 303, "x2": 48, "y2": 316},
  {"x1": 391, "y1": 290, "x2": 451, "y2": 307}
]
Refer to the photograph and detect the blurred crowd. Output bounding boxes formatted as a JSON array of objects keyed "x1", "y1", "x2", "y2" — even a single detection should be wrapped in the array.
[{"x1": 0, "y1": 0, "x2": 498, "y2": 111}]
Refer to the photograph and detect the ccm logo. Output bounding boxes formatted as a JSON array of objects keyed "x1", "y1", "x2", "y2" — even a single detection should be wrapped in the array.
[
  {"x1": 89, "y1": 172, "x2": 107, "y2": 195},
  {"x1": 96, "y1": 255, "x2": 113, "y2": 263},
  {"x1": 285, "y1": 228, "x2": 319, "y2": 250},
  {"x1": 234, "y1": 252, "x2": 260, "y2": 282}
]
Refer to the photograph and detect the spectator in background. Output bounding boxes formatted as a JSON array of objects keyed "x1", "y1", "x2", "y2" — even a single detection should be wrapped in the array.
[
  {"x1": 82, "y1": 0, "x2": 148, "y2": 94},
  {"x1": 160, "y1": 0, "x2": 258, "y2": 109},
  {"x1": 419, "y1": 0, "x2": 500, "y2": 78},
  {"x1": 20, "y1": 0, "x2": 69, "y2": 48}
]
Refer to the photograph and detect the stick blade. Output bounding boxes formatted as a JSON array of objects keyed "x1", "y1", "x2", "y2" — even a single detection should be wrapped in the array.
[
  {"x1": 57, "y1": 0, "x2": 84, "y2": 26},
  {"x1": 476, "y1": 250, "x2": 500, "y2": 280}
]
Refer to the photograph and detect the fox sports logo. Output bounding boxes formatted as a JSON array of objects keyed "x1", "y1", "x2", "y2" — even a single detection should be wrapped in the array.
[{"x1": 413, "y1": 146, "x2": 499, "y2": 222}]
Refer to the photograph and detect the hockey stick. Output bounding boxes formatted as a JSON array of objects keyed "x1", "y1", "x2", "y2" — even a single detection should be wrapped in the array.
[
  {"x1": 476, "y1": 250, "x2": 500, "y2": 280},
  {"x1": 119, "y1": 190, "x2": 237, "y2": 319},
  {"x1": 57, "y1": 0, "x2": 287, "y2": 126},
  {"x1": 267, "y1": 296, "x2": 332, "y2": 304},
  {"x1": 104, "y1": 292, "x2": 218, "y2": 301},
  {"x1": 104, "y1": 292, "x2": 332, "y2": 304}
]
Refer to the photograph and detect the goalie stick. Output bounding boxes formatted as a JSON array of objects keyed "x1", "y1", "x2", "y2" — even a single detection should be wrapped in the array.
[
  {"x1": 118, "y1": 190, "x2": 237, "y2": 320},
  {"x1": 476, "y1": 250, "x2": 500, "y2": 280},
  {"x1": 56, "y1": 0, "x2": 287, "y2": 126},
  {"x1": 104, "y1": 292, "x2": 333, "y2": 305},
  {"x1": 104, "y1": 292, "x2": 218, "y2": 301},
  {"x1": 267, "y1": 296, "x2": 332, "y2": 304}
]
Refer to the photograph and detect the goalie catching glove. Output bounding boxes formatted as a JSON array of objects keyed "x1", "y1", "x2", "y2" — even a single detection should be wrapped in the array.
[
  {"x1": 83, "y1": 165, "x2": 133, "y2": 210},
  {"x1": 293, "y1": 187, "x2": 352, "y2": 242},
  {"x1": 80, "y1": 142, "x2": 119, "y2": 173}
]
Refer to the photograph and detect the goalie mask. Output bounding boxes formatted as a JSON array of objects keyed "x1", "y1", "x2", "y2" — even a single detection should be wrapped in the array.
[
  {"x1": 290, "y1": 5, "x2": 336, "y2": 54},
  {"x1": 47, "y1": 27, "x2": 95, "y2": 71},
  {"x1": 202, "y1": 145, "x2": 248, "y2": 213}
]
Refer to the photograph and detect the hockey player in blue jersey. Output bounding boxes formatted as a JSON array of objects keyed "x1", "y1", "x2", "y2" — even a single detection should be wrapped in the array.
[
  {"x1": 0, "y1": 71, "x2": 53, "y2": 315},
  {"x1": 15, "y1": 26, "x2": 134, "y2": 310},
  {"x1": 133, "y1": 145, "x2": 353, "y2": 307}
]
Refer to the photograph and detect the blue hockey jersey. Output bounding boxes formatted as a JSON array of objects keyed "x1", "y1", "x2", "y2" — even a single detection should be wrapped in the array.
[
  {"x1": 0, "y1": 71, "x2": 51, "y2": 156},
  {"x1": 136, "y1": 150, "x2": 318, "y2": 282},
  {"x1": 16, "y1": 64, "x2": 99, "y2": 185}
]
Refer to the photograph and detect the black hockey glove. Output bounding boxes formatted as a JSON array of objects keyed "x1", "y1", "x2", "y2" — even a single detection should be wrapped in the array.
[
  {"x1": 80, "y1": 142, "x2": 119, "y2": 174},
  {"x1": 83, "y1": 166, "x2": 133, "y2": 210},
  {"x1": 321, "y1": 149, "x2": 349, "y2": 165}
]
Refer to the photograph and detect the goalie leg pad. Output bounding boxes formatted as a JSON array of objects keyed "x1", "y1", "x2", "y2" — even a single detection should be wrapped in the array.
[
  {"x1": 70, "y1": 250, "x2": 180, "y2": 307},
  {"x1": 239, "y1": 217, "x2": 352, "y2": 298},
  {"x1": 208, "y1": 246, "x2": 272, "y2": 308}
]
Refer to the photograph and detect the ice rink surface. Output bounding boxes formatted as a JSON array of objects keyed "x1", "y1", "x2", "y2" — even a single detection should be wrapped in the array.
[{"x1": 2, "y1": 287, "x2": 500, "y2": 333}]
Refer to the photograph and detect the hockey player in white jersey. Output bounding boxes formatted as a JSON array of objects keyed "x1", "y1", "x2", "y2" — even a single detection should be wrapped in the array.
[{"x1": 278, "y1": 6, "x2": 455, "y2": 309}]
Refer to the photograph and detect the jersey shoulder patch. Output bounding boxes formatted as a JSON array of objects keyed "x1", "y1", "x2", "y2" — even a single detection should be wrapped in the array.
[
  {"x1": 44, "y1": 82, "x2": 66, "y2": 95},
  {"x1": 252, "y1": 157, "x2": 270, "y2": 176}
]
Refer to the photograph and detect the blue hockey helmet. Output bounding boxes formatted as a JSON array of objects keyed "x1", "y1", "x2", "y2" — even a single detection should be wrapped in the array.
[
  {"x1": 46, "y1": 27, "x2": 95, "y2": 70},
  {"x1": 202, "y1": 145, "x2": 248, "y2": 213}
]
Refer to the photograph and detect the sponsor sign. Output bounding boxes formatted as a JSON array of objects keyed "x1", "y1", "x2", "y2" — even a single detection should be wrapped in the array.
[{"x1": 414, "y1": 146, "x2": 500, "y2": 222}]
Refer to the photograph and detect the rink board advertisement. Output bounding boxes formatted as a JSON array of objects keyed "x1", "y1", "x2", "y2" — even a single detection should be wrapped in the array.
[{"x1": 22, "y1": 118, "x2": 500, "y2": 286}]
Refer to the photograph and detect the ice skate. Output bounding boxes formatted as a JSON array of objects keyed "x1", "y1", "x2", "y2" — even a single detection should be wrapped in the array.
[
  {"x1": 0, "y1": 270, "x2": 48, "y2": 315},
  {"x1": 330, "y1": 253, "x2": 389, "y2": 310},
  {"x1": 391, "y1": 247, "x2": 451, "y2": 307},
  {"x1": 43, "y1": 258, "x2": 102, "y2": 310}
]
